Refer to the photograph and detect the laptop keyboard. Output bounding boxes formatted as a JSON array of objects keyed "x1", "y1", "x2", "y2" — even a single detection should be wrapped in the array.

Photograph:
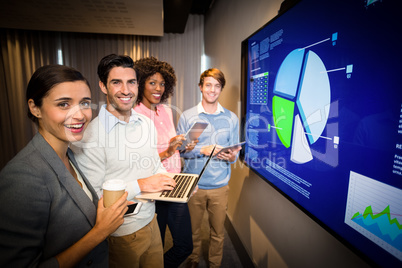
[{"x1": 160, "y1": 175, "x2": 193, "y2": 198}]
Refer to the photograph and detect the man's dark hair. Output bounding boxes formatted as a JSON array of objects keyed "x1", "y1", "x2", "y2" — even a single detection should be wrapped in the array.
[{"x1": 97, "y1": 54, "x2": 136, "y2": 86}]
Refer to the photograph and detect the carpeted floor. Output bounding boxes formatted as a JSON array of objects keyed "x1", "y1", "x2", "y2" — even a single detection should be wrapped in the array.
[{"x1": 164, "y1": 211, "x2": 243, "y2": 268}]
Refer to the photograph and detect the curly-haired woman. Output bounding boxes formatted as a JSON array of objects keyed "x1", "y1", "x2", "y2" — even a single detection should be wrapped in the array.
[{"x1": 134, "y1": 57, "x2": 194, "y2": 268}]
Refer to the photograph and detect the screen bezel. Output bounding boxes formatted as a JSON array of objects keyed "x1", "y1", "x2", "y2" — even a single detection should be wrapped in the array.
[{"x1": 239, "y1": 1, "x2": 379, "y2": 266}]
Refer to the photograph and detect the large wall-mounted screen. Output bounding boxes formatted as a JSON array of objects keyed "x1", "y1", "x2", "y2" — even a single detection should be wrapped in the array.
[{"x1": 240, "y1": 0, "x2": 401, "y2": 266}]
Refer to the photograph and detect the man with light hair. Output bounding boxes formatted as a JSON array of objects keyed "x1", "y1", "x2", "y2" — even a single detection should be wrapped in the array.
[{"x1": 177, "y1": 68, "x2": 241, "y2": 268}]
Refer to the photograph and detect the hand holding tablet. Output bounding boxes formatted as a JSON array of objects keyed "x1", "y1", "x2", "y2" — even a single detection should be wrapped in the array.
[
  {"x1": 214, "y1": 141, "x2": 246, "y2": 161},
  {"x1": 178, "y1": 122, "x2": 208, "y2": 151}
]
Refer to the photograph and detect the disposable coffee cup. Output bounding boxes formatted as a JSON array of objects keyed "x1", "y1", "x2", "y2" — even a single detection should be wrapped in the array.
[{"x1": 102, "y1": 179, "x2": 126, "y2": 207}]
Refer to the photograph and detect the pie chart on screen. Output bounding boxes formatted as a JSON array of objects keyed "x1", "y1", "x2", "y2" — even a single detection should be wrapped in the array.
[{"x1": 272, "y1": 48, "x2": 331, "y2": 164}]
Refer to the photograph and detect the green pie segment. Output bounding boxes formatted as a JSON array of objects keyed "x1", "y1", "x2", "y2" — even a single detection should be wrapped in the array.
[{"x1": 272, "y1": 95, "x2": 295, "y2": 148}]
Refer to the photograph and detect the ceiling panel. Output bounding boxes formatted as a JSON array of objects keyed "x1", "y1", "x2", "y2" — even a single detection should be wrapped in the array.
[{"x1": 0, "y1": 0, "x2": 164, "y2": 36}]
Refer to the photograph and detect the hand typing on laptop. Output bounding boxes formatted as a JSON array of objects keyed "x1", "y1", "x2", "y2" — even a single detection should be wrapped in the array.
[
  {"x1": 138, "y1": 174, "x2": 177, "y2": 193},
  {"x1": 136, "y1": 145, "x2": 216, "y2": 203}
]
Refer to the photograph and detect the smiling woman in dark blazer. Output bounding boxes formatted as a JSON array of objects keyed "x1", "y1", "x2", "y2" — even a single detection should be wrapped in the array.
[{"x1": 0, "y1": 65, "x2": 129, "y2": 267}]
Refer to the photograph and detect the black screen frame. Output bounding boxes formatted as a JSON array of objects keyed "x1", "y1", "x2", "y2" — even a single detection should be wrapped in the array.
[{"x1": 239, "y1": 0, "x2": 400, "y2": 266}]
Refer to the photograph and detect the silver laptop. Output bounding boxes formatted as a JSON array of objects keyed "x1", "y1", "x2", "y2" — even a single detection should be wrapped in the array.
[{"x1": 136, "y1": 145, "x2": 216, "y2": 203}]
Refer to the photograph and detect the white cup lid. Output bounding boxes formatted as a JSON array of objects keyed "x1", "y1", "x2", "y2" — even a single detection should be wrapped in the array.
[{"x1": 102, "y1": 179, "x2": 126, "y2": 191}]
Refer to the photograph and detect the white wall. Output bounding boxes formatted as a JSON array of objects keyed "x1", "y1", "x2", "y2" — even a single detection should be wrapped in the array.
[{"x1": 203, "y1": 0, "x2": 371, "y2": 267}]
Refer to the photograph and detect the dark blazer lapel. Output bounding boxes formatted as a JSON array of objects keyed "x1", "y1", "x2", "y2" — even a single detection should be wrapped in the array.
[
  {"x1": 67, "y1": 149, "x2": 100, "y2": 207},
  {"x1": 32, "y1": 133, "x2": 97, "y2": 226}
]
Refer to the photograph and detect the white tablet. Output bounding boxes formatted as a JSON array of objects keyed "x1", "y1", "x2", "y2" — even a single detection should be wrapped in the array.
[
  {"x1": 178, "y1": 122, "x2": 209, "y2": 151},
  {"x1": 215, "y1": 141, "x2": 246, "y2": 156},
  {"x1": 185, "y1": 122, "x2": 209, "y2": 142}
]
